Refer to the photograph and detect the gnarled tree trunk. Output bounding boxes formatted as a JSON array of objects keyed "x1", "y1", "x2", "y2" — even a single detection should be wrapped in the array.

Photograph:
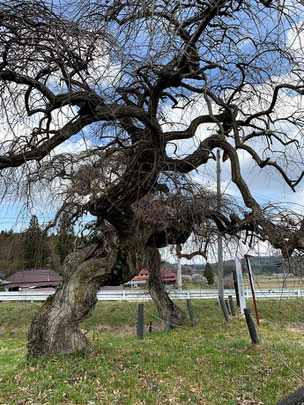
[
  {"x1": 28, "y1": 232, "x2": 144, "y2": 357},
  {"x1": 27, "y1": 241, "x2": 115, "y2": 357},
  {"x1": 27, "y1": 217, "x2": 186, "y2": 357},
  {"x1": 147, "y1": 247, "x2": 186, "y2": 327}
]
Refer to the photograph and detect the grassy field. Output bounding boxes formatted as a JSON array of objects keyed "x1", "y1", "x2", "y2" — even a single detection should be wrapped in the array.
[
  {"x1": 182, "y1": 275, "x2": 304, "y2": 290},
  {"x1": 0, "y1": 298, "x2": 303, "y2": 404},
  {"x1": 244, "y1": 275, "x2": 304, "y2": 290}
]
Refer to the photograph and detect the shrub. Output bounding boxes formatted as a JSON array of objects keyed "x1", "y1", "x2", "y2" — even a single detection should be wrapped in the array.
[
  {"x1": 182, "y1": 275, "x2": 192, "y2": 284},
  {"x1": 192, "y1": 273, "x2": 207, "y2": 286},
  {"x1": 224, "y1": 273, "x2": 235, "y2": 289}
]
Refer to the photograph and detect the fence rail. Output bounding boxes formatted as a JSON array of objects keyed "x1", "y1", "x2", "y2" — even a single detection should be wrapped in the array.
[{"x1": 0, "y1": 288, "x2": 303, "y2": 302}]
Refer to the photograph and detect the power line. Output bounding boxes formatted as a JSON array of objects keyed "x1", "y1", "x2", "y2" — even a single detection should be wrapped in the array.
[{"x1": 97, "y1": 308, "x2": 138, "y2": 347}]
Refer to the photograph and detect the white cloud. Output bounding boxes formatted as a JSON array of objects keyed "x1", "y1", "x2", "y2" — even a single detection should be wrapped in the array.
[
  {"x1": 86, "y1": 49, "x2": 122, "y2": 89},
  {"x1": 54, "y1": 137, "x2": 91, "y2": 155},
  {"x1": 287, "y1": 22, "x2": 304, "y2": 59},
  {"x1": 161, "y1": 63, "x2": 304, "y2": 210}
]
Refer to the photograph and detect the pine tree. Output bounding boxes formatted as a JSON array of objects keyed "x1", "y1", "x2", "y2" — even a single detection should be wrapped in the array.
[
  {"x1": 23, "y1": 215, "x2": 49, "y2": 268},
  {"x1": 56, "y1": 215, "x2": 75, "y2": 264}
]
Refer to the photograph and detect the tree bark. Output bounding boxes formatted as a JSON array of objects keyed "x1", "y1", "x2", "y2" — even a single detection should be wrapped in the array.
[
  {"x1": 147, "y1": 247, "x2": 186, "y2": 327},
  {"x1": 27, "y1": 241, "x2": 116, "y2": 357},
  {"x1": 28, "y1": 232, "x2": 145, "y2": 357}
]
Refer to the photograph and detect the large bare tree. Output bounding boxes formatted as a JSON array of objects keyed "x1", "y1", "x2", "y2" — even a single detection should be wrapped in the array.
[{"x1": 1, "y1": 0, "x2": 304, "y2": 356}]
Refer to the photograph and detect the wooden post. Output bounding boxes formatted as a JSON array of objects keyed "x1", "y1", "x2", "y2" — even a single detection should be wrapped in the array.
[
  {"x1": 165, "y1": 310, "x2": 172, "y2": 332},
  {"x1": 219, "y1": 295, "x2": 230, "y2": 322},
  {"x1": 244, "y1": 308, "x2": 259, "y2": 345},
  {"x1": 233, "y1": 270, "x2": 240, "y2": 307},
  {"x1": 148, "y1": 321, "x2": 152, "y2": 333},
  {"x1": 186, "y1": 298, "x2": 195, "y2": 327},
  {"x1": 137, "y1": 303, "x2": 144, "y2": 339},
  {"x1": 225, "y1": 299, "x2": 231, "y2": 315},
  {"x1": 228, "y1": 295, "x2": 236, "y2": 317}
]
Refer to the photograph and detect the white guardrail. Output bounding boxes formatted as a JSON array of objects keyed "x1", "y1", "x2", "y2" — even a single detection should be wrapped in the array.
[{"x1": 0, "y1": 289, "x2": 303, "y2": 302}]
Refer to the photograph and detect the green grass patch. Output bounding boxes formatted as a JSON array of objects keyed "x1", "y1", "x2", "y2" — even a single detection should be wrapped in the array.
[{"x1": 0, "y1": 299, "x2": 303, "y2": 404}]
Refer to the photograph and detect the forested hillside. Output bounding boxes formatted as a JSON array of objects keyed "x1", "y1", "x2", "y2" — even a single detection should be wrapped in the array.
[
  {"x1": 0, "y1": 215, "x2": 75, "y2": 275},
  {"x1": 164, "y1": 255, "x2": 302, "y2": 277}
]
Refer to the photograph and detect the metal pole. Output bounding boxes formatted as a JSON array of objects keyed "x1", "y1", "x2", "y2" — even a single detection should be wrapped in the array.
[
  {"x1": 244, "y1": 254, "x2": 260, "y2": 325},
  {"x1": 217, "y1": 149, "x2": 224, "y2": 303}
]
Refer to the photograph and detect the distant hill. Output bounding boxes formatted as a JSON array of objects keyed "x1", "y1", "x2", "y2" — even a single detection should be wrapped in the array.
[
  {"x1": 162, "y1": 255, "x2": 287, "y2": 276},
  {"x1": 217, "y1": 255, "x2": 286, "y2": 276}
]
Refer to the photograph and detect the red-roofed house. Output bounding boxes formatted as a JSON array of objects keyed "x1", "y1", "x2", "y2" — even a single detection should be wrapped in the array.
[
  {"x1": 125, "y1": 268, "x2": 177, "y2": 287},
  {"x1": 5, "y1": 268, "x2": 62, "y2": 292}
]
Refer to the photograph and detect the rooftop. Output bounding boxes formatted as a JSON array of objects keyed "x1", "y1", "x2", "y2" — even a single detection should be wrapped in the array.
[{"x1": 5, "y1": 268, "x2": 62, "y2": 289}]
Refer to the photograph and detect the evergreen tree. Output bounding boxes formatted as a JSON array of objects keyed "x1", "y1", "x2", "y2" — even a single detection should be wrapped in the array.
[
  {"x1": 23, "y1": 215, "x2": 49, "y2": 268},
  {"x1": 204, "y1": 262, "x2": 215, "y2": 286},
  {"x1": 56, "y1": 215, "x2": 75, "y2": 264},
  {"x1": 0, "y1": 230, "x2": 26, "y2": 273}
]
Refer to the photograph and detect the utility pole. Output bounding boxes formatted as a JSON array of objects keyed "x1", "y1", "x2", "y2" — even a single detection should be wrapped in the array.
[
  {"x1": 217, "y1": 149, "x2": 224, "y2": 303},
  {"x1": 282, "y1": 260, "x2": 287, "y2": 290},
  {"x1": 177, "y1": 251, "x2": 183, "y2": 290}
]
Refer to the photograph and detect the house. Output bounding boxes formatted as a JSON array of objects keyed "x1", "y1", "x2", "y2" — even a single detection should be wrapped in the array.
[
  {"x1": 4, "y1": 268, "x2": 62, "y2": 292},
  {"x1": 161, "y1": 268, "x2": 178, "y2": 284},
  {"x1": 125, "y1": 268, "x2": 177, "y2": 288}
]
